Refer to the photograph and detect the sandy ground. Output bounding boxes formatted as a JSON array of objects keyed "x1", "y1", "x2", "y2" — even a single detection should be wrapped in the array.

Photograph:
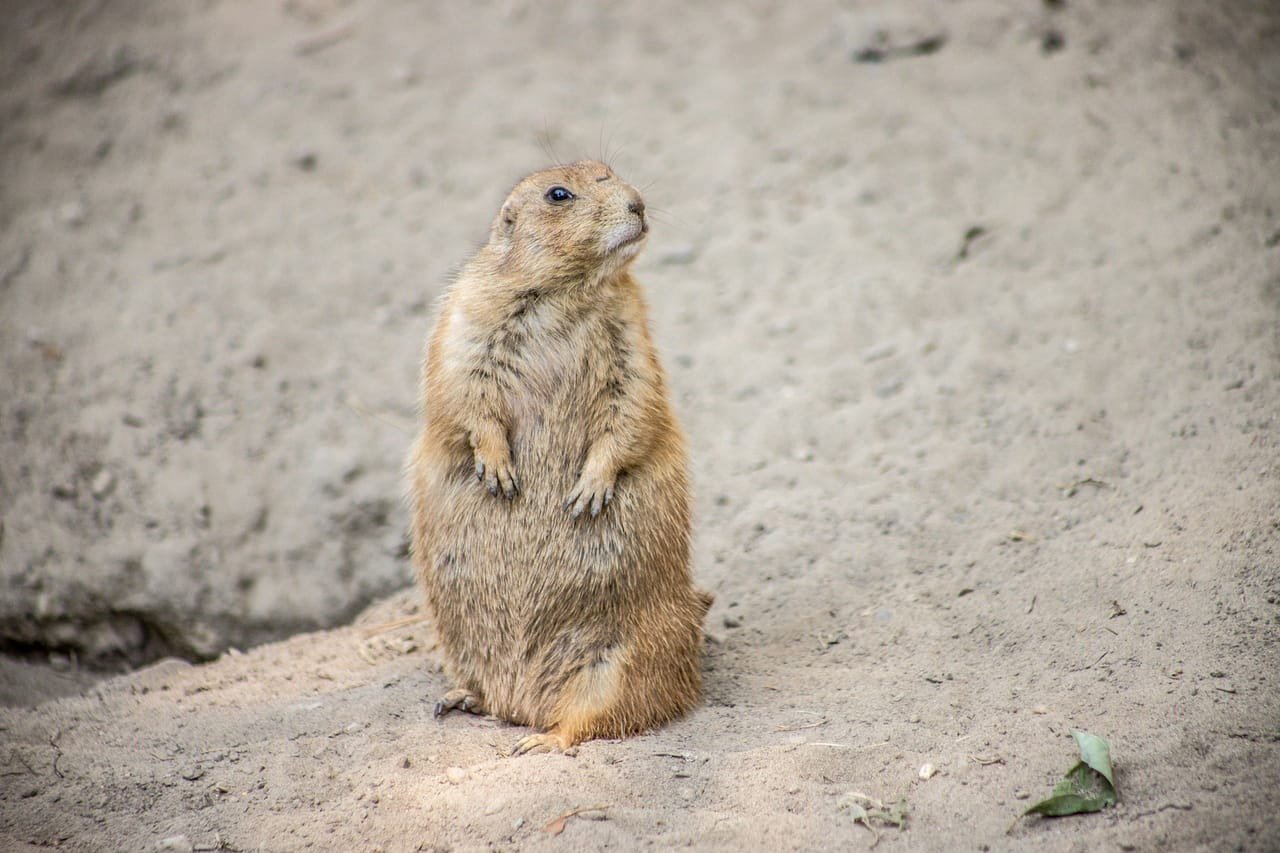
[{"x1": 2, "y1": 0, "x2": 1279, "y2": 850}]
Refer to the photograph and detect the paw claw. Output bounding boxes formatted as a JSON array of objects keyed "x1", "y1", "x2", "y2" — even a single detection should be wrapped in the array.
[
  {"x1": 512, "y1": 733, "x2": 565, "y2": 756},
  {"x1": 564, "y1": 472, "x2": 616, "y2": 521},
  {"x1": 434, "y1": 688, "x2": 483, "y2": 719}
]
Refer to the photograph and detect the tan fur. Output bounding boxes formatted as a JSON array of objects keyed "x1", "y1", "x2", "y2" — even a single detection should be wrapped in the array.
[{"x1": 407, "y1": 160, "x2": 712, "y2": 754}]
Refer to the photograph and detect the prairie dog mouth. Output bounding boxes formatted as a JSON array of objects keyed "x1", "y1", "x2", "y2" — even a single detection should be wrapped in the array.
[{"x1": 606, "y1": 220, "x2": 648, "y2": 254}]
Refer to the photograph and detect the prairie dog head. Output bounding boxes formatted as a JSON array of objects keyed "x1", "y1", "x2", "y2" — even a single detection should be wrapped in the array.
[{"x1": 489, "y1": 160, "x2": 648, "y2": 283}]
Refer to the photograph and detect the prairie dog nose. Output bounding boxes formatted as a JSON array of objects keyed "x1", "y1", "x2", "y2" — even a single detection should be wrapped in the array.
[{"x1": 628, "y1": 198, "x2": 645, "y2": 217}]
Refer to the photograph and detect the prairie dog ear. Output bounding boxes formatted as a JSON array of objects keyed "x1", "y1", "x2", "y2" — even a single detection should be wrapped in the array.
[{"x1": 493, "y1": 201, "x2": 517, "y2": 239}]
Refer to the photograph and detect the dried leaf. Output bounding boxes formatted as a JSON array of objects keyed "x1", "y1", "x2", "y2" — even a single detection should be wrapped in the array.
[
  {"x1": 542, "y1": 816, "x2": 566, "y2": 836},
  {"x1": 839, "y1": 792, "x2": 908, "y2": 846}
]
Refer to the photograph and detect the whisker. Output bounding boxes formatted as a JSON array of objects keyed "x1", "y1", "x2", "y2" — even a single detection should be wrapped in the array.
[{"x1": 537, "y1": 122, "x2": 565, "y2": 166}]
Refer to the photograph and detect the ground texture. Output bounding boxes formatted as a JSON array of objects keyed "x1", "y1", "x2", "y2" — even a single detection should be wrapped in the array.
[{"x1": 1, "y1": 0, "x2": 1278, "y2": 850}]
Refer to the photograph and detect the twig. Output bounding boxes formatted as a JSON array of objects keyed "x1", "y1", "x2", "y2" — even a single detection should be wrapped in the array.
[
  {"x1": 49, "y1": 730, "x2": 64, "y2": 778},
  {"x1": 1059, "y1": 477, "x2": 1110, "y2": 497},
  {"x1": 541, "y1": 803, "x2": 608, "y2": 835},
  {"x1": 774, "y1": 718, "x2": 827, "y2": 732},
  {"x1": 1133, "y1": 803, "x2": 1192, "y2": 818},
  {"x1": 1071, "y1": 650, "x2": 1109, "y2": 672},
  {"x1": 803, "y1": 740, "x2": 892, "y2": 751}
]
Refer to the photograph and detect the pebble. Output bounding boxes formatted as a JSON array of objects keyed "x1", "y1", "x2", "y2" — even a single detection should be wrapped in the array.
[
  {"x1": 58, "y1": 200, "x2": 88, "y2": 228},
  {"x1": 722, "y1": 615, "x2": 741, "y2": 628},
  {"x1": 445, "y1": 766, "x2": 467, "y2": 784},
  {"x1": 1014, "y1": 789, "x2": 1030, "y2": 800},
  {"x1": 875, "y1": 377, "x2": 905, "y2": 398},
  {"x1": 918, "y1": 763, "x2": 937, "y2": 780},
  {"x1": 156, "y1": 835, "x2": 194, "y2": 853},
  {"x1": 179, "y1": 764, "x2": 204, "y2": 781},
  {"x1": 484, "y1": 798, "x2": 505, "y2": 815},
  {"x1": 91, "y1": 470, "x2": 116, "y2": 499},
  {"x1": 862, "y1": 342, "x2": 896, "y2": 363}
]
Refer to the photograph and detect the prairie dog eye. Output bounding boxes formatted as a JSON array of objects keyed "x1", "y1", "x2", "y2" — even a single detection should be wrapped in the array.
[{"x1": 544, "y1": 186, "x2": 575, "y2": 204}]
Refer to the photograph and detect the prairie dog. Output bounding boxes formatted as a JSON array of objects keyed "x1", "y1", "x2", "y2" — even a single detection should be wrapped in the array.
[{"x1": 407, "y1": 160, "x2": 712, "y2": 754}]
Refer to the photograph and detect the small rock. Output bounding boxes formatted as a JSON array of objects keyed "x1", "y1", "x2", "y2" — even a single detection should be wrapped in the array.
[
  {"x1": 291, "y1": 150, "x2": 318, "y2": 171},
  {"x1": 722, "y1": 615, "x2": 741, "y2": 629},
  {"x1": 52, "y1": 483, "x2": 78, "y2": 500},
  {"x1": 658, "y1": 243, "x2": 698, "y2": 266},
  {"x1": 678, "y1": 787, "x2": 695, "y2": 800},
  {"x1": 918, "y1": 763, "x2": 937, "y2": 780},
  {"x1": 156, "y1": 835, "x2": 194, "y2": 853},
  {"x1": 401, "y1": 757, "x2": 411, "y2": 769},
  {"x1": 91, "y1": 470, "x2": 116, "y2": 499},
  {"x1": 512, "y1": 817, "x2": 525, "y2": 830},
  {"x1": 1041, "y1": 30, "x2": 1066, "y2": 54},
  {"x1": 1031, "y1": 705, "x2": 1049, "y2": 715},
  {"x1": 445, "y1": 766, "x2": 467, "y2": 784},
  {"x1": 1014, "y1": 789, "x2": 1030, "y2": 800},
  {"x1": 861, "y1": 342, "x2": 896, "y2": 363},
  {"x1": 58, "y1": 200, "x2": 88, "y2": 228},
  {"x1": 484, "y1": 798, "x2": 505, "y2": 815},
  {"x1": 179, "y1": 765, "x2": 204, "y2": 781},
  {"x1": 874, "y1": 377, "x2": 905, "y2": 398}
]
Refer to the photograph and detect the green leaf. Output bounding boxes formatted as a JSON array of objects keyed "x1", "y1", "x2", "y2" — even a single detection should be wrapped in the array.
[
  {"x1": 1023, "y1": 731, "x2": 1117, "y2": 818},
  {"x1": 1071, "y1": 731, "x2": 1115, "y2": 788}
]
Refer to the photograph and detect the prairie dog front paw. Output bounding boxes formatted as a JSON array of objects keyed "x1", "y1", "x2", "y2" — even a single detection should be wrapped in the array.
[
  {"x1": 563, "y1": 468, "x2": 616, "y2": 519},
  {"x1": 473, "y1": 446, "x2": 519, "y2": 499}
]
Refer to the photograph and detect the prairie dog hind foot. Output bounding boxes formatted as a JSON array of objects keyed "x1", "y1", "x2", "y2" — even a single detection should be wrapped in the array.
[{"x1": 433, "y1": 687, "x2": 484, "y2": 719}]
